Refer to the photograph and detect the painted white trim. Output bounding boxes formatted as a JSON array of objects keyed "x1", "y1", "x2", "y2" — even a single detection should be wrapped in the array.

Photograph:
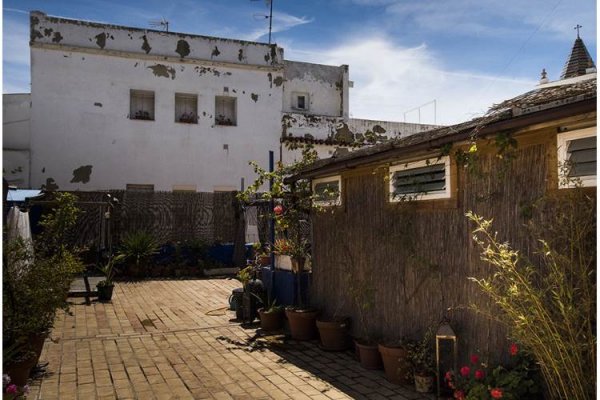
[
  {"x1": 557, "y1": 127, "x2": 596, "y2": 188},
  {"x1": 312, "y1": 175, "x2": 342, "y2": 206},
  {"x1": 389, "y1": 156, "x2": 451, "y2": 202}
]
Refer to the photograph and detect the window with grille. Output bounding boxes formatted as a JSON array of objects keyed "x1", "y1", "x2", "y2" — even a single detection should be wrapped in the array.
[
  {"x1": 130, "y1": 90, "x2": 155, "y2": 120},
  {"x1": 312, "y1": 175, "x2": 341, "y2": 206},
  {"x1": 292, "y1": 92, "x2": 309, "y2": 111},
  {"x1": 215, "y1": 96, "x2": 236, "y2": 126},
  {"x1": 557, "y1": 127, "x2": 596, "y2": 188},
  {"x1": 389, "y1": 156, "x2": 451, "y2": 201},
  {"x1": 175, "y1": 93, "x2": 198, "y2": 124}
]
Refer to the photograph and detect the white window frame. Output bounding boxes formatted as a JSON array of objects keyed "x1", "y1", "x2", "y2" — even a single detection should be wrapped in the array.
[
  {"x1": 312, "y1": 175, "x2": 342, "y2": 207},
  {"x1": 130, "y1": 89, "x2": 155, "y2": 121},
  {"x1": 557, "y1": 127, "x2": 596, "y2": 188},
  {"x1": 389, "y1": 156, "x2": 451, "y2": 202},
  {"x1": 175, "y1": 93, "x2": 198, "y2": 124},
  {"x1": 215, "y1": 96, "x2": 237, "y2": 126},
  {"x1": 292, "y1": 92, "x2": 309, "y2": 111}
]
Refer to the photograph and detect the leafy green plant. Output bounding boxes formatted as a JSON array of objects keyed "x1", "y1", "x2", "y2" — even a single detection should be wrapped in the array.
[
  {"x1": 97, "y1": 254, "x2": 125, "y2": 286},
  {"x1": 445, "y1": 344, "x2": 542, "y2": 400},
  {"x1": 467, "y1": 192, "x2": 595, "y2": 400},
  {"x1": 118, "y1": 231, "x2": 159, "y2": 275},
  {"x1": 406, "y1": 327, "x2": 436, "y2": 377}
]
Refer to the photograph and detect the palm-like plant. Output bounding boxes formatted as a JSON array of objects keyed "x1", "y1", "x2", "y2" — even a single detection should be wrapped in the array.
[{"x1": 118, "y1": 231, "x2": 159, "y2": 277}]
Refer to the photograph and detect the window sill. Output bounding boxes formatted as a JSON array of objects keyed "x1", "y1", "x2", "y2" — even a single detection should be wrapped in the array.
[
  {"x1": 130, "y1": 117, "x2": 155, "y2": 121},
  {"x1": 176, "y1": 121, "x2": 198, "y2": 125}
]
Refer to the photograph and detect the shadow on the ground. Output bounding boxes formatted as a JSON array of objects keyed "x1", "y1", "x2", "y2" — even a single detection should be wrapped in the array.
[{"x1": 215, "y1": 328, "x2": 436, "y2": 400}]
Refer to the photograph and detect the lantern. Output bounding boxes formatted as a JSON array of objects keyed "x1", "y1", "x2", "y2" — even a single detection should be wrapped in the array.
[{"x1": 436, "y1": 320, "x2": 458, "y2": 396}]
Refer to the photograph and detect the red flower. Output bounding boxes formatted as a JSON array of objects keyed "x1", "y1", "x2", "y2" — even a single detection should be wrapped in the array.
[
  {"x1": 460, "y1": 366, "x2": 470, "y2": 377},
  {"x1": 474, "y1": 369, "x2": 485, "y2": 380},
  {"x1": 274, "y1": 205, "x2": 284, "y2": 215},
  {"x1": 470, "y1": 354, "x2": 479, "y2": 364},
  {"x1": 490, "y1": 388, "x2": 503, "y2": 399},
  {"x1": 444, "y1": 371, "x2": 453, "y2": 382},
  {"x1": 509, "y1": 343, "x2": 518, "y2": 356},
  {"x1": 454, "y1": 390, "x2": 465, "y2": 400}
]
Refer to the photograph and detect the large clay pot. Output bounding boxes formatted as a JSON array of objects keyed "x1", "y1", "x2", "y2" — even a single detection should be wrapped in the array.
[
  {"x1": 378, "y1": 343, "x2": 410, "y2": 384},
  {"x1": 354, "y1": 339, "x2": 383, "y2": 370},
  {"x1": 29, "y1": 331, "x2": 48, "y2": 362},
  {"x1": 258, "y1": 308, "x2": 284, "y2": 331},
  {"x1": 316, "y1": 318, "x2": 350, "y2": 351},
  {"x1": 285, "y1": 308, "x2": 318, "y2": 340},
  {"x1": 414, "y1": 374, "x2": 435, "y2": 393},
  {"x1": 5, "y1": 353, "x2": 37, "y2": 386}
]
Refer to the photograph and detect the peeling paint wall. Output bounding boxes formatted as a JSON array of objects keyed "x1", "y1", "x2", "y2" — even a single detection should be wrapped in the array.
[
  {"x1": 3, "y1": 94, "x2": 32, "y2": 187},
  {"x1": 283, "y1": 61, "x2": 348, "y2": 117},
  {"x1": 30, "y1": 47, "x2": 283, "y2": 191},
  {"x1": 30, "y1": 11, "x2": 284, "y2": 68}
]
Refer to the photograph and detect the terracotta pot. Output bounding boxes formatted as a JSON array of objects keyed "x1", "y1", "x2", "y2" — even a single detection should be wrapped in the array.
[
  {"x1": 354, "y1": 339, "x2": 383, "y2": 370},
  {"x1": 258, "y1": 255, "x2": 271, "y2": 266},
  {"x1": 285, "y1": 308, "x2": 318, "y2": 340},
  {"x1": 414, "y1": 373, "x2": 435, "y2": 393},
  {"x1": 5, "y1": 353, "x2": 37, "y2": 386},
  {"x1": 378, "y1": 343, "x2": 410, "y2": 384},
  {"x1": 290, "y1": 257, "x2": 306, "y2": 273},
  {"x1": 316, "y1": 318, "x2": 350, "y2": 351},
  {"x1": 258, "y1": 308, "x2": 284, "y2": 331}
]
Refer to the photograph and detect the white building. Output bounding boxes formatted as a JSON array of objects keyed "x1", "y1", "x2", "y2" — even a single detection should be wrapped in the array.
[
  {"x1": 17, "y1": 11, "x2": 437, "y2": 192},
  {"x1": 3, "y1": 93, "x2": 31, "y2": 187}
]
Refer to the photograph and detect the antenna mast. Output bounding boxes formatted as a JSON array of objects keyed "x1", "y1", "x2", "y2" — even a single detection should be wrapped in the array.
[
  {"x1": 252, "y1": 0, "x2": 274, "y2": 44},
  {"x1": 149, "y1": 17, "x2": 169, "y2": 32}
]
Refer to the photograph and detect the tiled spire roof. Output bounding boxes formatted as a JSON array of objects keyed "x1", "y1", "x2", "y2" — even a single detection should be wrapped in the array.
[{"x1": 561, "y1": 35, "x2": 596, "y2": 79}]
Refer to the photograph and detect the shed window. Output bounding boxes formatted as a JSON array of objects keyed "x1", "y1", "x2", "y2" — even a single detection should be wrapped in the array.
[
  {"x1": 130, "y1": 90, "x2": 155, "y2": 120},
  {"x1": 312, "y1": 175, "x2": 341, "y2": 206},
  {"x1": 557, "y1": 127, "x2": 596, "y2": 188},
  {"x1": 215, "y1": 96, "x2": 236, "y2": 126},
  {"x1": 389, "y1": 156, "x2": 451, "y2": 201},
  {"x1": 126, "y1": 183, "x2": 154, "y2": 192},
  {"x1": 292, "y1": 92, "x2": 309, "y2": 111},
  {"x1": 175, "y1": 93, "x2": 198, "y2": 124}
]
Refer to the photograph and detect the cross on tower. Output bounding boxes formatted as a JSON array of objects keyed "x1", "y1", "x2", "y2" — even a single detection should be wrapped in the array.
[{"x1": 575, "y1": 24, "x2": 582, "y2": 38}]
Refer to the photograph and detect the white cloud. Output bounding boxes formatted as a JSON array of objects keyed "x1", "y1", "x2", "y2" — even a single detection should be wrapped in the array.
[
  {"x1": 286, "y1": 37, "x2": 536, "y2": 125},
  {"x1": 242, "y1": 11, "x2": 313, "y2": 42}
]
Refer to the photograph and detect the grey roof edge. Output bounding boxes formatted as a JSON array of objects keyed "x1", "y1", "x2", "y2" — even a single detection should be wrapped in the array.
[{"x1": 286, "y1": 95, "x2": 596, "y2": 182}]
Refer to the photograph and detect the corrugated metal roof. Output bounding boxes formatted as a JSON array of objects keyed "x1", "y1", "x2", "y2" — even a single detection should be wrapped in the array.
[{"x1": 7, "y1": 189, "x2": 44, "y2": 202}]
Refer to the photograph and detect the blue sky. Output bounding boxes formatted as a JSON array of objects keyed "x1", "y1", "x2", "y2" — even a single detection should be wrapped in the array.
[{"x1": 3, "y1": 0, "x2": 597, "y2": 124}]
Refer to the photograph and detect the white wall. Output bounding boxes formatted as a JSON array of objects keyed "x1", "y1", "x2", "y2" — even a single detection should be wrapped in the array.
[
  {"x1": 30, "y1": 47, "x2": 284, "y2": 192},
  {"x1": 3, "y1": 94, "x2": 31, "y2": 187}
]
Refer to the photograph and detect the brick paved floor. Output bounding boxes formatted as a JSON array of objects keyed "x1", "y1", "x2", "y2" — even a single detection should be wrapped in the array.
[{"x1": 28, "y1": 279, "x2": 436, "y2": 400}]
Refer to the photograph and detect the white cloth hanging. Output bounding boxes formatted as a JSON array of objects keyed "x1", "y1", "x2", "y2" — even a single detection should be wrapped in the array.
[{"x1": 6, "y1": 206, "x2": 34, "y2": 274}]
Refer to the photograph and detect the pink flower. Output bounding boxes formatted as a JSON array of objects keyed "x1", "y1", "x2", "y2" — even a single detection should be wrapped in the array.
[
  {"x1": 23, "y1": 385, "x2": 30, "y2": 394},
  {"x1": 470, "y1": 354, "x2": 479, "y2": 364},
  {"x1": 273, "y1": 205, "x2": 283, "y2": 215},
  {"x1": 474, "y1": 369, "x2": 485, "y2": 380},
  {"x1": 490, "y1": 388, "x2": 503, "y2": 399},
  {"x1": 454, "y1": 390, "x2": 465, "y2": 400},
  {"x1": 460, "y1": 366, "x2": 470, "y2": 377},
  {"x1": 444, "y1": 371, "x2": 453, "y2": 382},
  {"x1": 6, "y1": 384, "x2": 18, "y2": 394},
  {"x1": 509, "y1": 343, "x2": 518, "y2": 356}
]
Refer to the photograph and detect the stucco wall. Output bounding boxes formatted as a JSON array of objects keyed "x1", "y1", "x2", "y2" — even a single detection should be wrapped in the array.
[
  {"x1": 283, "y1": 61, "x2": 347, "y2": 118},
  {"x1": 30, "y1": 47, "x2": 283, "y2": 192},
  {"x1": 3, "y1": 94, "x2": 31, "y2": 187}
]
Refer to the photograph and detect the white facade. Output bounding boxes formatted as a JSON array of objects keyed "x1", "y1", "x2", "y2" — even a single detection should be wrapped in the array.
[
  {"x1": 3, "y1": 94, "x2": 31, "y2": 187},
  {"x1": 25, "y1": 11, "x2": 436, "y2": 192}
]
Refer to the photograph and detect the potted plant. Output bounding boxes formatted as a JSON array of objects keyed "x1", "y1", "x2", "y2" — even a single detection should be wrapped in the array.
[
  {"x1": 257, "y1": 297, "x2": 284, "y2": 332},
  {"x1": 346, "y1": 275, "x2": 381, "y2": 369},
  {"x1": 96, "y1": 255, "x2": 122, "y2": 302},
  {"x1": 118, "y1": 231, "x2": 159, "y2": 278},
  {"x1": 406, "y1": 328, "x2": 436, "y2": 393},
  {"x1": 253, "y1": 242, "x2": 271, "y2": 267},
  {"x1": 378, "y1": 337, "x2": 411, "y2": 384}
]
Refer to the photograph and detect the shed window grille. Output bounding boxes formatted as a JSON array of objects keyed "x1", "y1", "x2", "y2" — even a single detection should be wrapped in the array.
[
  {"x1": 312, "y1": 175, "x2": 341, "y2": 206},
  {"x1": 215, "y1": 96, "x2": 236, "y2": 126},
  {"x1": 175, "y1": 93, "x2": 198, "y2": 124},
  {"x1": 130, "y1": 90, "x2": 155, "y2": 121},
  {"x1": 557, "y1": 127, "x2": 596, "y2": 188},
  {"x1": 126, "y1": 183, "x2": 154, "y2": 192},
  {"x1": 389, "y1": 156, "x2": 451, "y2": 201}
]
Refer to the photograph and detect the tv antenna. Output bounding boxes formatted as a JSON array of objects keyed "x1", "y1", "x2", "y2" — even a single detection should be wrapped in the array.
[
  {"x1": 251, "y1": 0, "x2": 274, "y2": 44},
  {"x1": 149, "y1": 17, "x2": 169, "y2": 32}
]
